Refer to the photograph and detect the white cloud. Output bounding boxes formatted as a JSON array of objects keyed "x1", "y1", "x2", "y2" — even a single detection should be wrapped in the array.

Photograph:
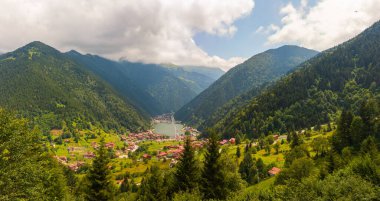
[
  {"x1": 0, "y1": 0, "x2": 254, "y2": 70},
  {"x1": 264, "y1": 0, "x2": 380, "y2": 51}
]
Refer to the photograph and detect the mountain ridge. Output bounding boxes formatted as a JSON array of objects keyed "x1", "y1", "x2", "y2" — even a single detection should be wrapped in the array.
[
  {"x1": 175, "y1": 45, "x2": 319, "y2": 128},
  {"x1": 214, "y1": 20, "x2": 380, "y2": 138},
  {"x1": 0, "y1": 41, "x2": 150, "y2": 132}
]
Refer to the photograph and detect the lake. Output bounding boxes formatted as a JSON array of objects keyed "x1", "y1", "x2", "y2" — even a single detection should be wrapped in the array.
[{"x1": 153, "y1": 122, "x2": 184, "y2": 138}]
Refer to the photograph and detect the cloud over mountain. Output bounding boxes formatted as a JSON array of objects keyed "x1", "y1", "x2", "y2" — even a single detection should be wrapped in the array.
[{"x1": 0, "y1": 0, "x2": 254, "y2": 70}]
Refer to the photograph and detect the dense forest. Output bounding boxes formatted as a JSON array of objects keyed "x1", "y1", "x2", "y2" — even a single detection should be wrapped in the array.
[
  {"x1": 0, "y1": 42, "x2": 149, "y2": 133},
  {"x1": 214, "y1": 21, "x2": 380, "y2": 139},
  {"x1": 175, "y1": 45, "x2": 318, "y2": 128}
]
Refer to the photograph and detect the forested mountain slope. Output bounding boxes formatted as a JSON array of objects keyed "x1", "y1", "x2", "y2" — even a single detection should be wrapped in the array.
[
  {"x1": 67, "y1": 53, "x2": 198, "y2": 114},
  {"x1": 175, "y1": 45, "x2": 318, "y2": 127},
  {"x1": 215, "y1": 21, "x2": 380, "y2": 139},
  {"x1": 0, "y1": 41, "x2": 149, "y2": 132}
]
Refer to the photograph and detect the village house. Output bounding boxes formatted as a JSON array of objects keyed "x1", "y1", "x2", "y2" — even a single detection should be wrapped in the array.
[
  {"x1": 120, "y1": 135, "x2": 127, "y2": 141},
  {"x1": 273, "y1": 134, "x2": 279, "y2": 140},
  {"x1": 191, "y1": 141, "x2": 204, "y2": 149},
  {"x1": 119, "y1": 154, "x2": 128, "y2": 159},
  {"x1": 68, "y1": 161, "x2": 85, "y2": 172},
  {"x1": 105, "y1": 142, "x2": 115, "y2": 149},
  {"x1": 268, "y1": 167, "x2": 281, "y2": 176},
  {"x1": 54, "y1": 156, "x2": 68, "y2": 163},
  {"x1": 91, "y1": 142, "x2": 99, "y2": 149},
  {"x1": 157, "y1": 151, "x2": 168, "y2": 159},
  {"x1": 167, "y1": 149, "x2": 183, "y2": 159},
  {"x1": 220, "y1": 139, "x2": 228, "y2": 145},
  {"x1": 83, "y1": 152, "x2": 95, "y2": 159},
  {"x1": 68, "y1": 164, "x2": 78, "y2": 171},
  {"x1": 142, "y1": 154, "x2": 151, "y2": 159},
  {"x1": 229, "y1": 138, "x2": 236, "y2": 144}
]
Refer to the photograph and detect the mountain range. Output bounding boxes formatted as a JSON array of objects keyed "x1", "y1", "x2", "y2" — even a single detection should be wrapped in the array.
[
  {"x1": 0, "y1": 42, "x2": 149, "y2": 132},
  {"x1": 213, "y1": 20, "x2": 380, "y2": 138},
  {"x1": 175, "y1": 45, "x2": 319, "y2": 128},
  {"x1": 0, "y1": 42, "x2": 224, "y2": 132}
]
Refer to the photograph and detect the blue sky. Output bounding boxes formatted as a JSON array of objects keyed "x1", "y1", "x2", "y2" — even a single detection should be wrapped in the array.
[{"x1": 194, "y1": 0, "x2": 318, "y2": 59}]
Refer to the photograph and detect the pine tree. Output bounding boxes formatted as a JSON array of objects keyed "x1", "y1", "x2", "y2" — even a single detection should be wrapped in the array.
[
  {"x1": 174, "y1": 136, "x2": 200, "y2": 192},
  {"x1": 138, "y1": 166, "x2": 168, "y2": 201},
  {"x1": 86, "y1": 138, "x2": 113, "y2": 201},
  {"x1": 265, "y1": 142, "x2": 271, "y2": 155},
  {"x1": 120, "y1": 179, "x2": 130, "y2": 193},
  {"x1": 333, "y1": 110, "x2": 353, "y2": 152},
  {"x1": 239, "y1": 152, "x2": 256, "y2": 184},
  {"x1": 256, "y1": 158, "x2": 265, "y2": 180},
  {"x1": 274, "y1": 142, "x2": 280, "y2": 154},
  {"x1": 291, "y1": 132, "x2": 301, "y2": 148},
  {"x1": 201, "y1": 129, "x2": 227, "y2": 200},
  {"x1": 236, "y1": 146, "x2": 241, "y2": 158},
  {"x1": 0, "y1": 109, "x2": 69, "y2": 200}
]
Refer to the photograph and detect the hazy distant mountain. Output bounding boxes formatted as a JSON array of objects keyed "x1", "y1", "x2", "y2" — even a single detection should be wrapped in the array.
[
  {"x1": 0, "y1": 41, "x2": 149, "y2": 132},
  {"x1": 175, "y1": 45, "x2": 319, "y2": 128},
  {"x1": 181, "y1": 66, "x2": 225, "y2": 80},
  {"x1": 67, "y1": 53, "x2": 198, "y2": 115},
  {"x1": 161, "y1": 64, "x2": 224, "y2": 94}
]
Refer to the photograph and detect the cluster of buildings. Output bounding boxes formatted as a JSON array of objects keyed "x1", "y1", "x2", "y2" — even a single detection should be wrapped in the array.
[
  {"x1": 121, "y1": 131, "x2": 169, "y2": 142},
  {"x1": 152, "y1": 113, "x2": 173, "y2": 123},
  {"x1": 68, "y1": 161, "x2": 86, "y2": 171}
]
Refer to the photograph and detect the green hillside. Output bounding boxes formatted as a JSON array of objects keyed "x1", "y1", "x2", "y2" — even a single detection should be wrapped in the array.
[
  {"x1": 0, "y1": 41, "x2": 149, "y2": 132},
  {"x1": 175, "y1": 45, "x2": 318, "y2": 128},
  {"x1": 215, "y1": 21, "x2": 380, "y2": 139}
]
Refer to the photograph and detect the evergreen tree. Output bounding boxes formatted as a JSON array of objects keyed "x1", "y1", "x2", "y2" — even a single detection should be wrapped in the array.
[
  {"x1": 256, "y1": 158, "x2": 265, "y2": 179},
  {"x1": 274, "y1": 142, "x2": 280, "y2": 154},
  {"x1": 239, "y1": 152, "x2": 256, "y2": 184},
  {"x1": 201, "y1": 129, "x2": 227, "y2": 200},
  {"x1": 264, "y1": 142, "x2": 271, "y2": 155},
  {"x1": 120, "y1": 179, "x2": 130, "y2": 193},
  {"x1": 138, "y1": 166, "x2": 168, "y2": 201},
  {"x1": 350, "y1": 116, "x2": 365, "y2": 149},
  {"x1": 174, "y1": 136, "x2": 200, "y2": 192},
  {"x1": 236, "y1": 146, "x2": 241, "y2": 158},
  {"x1": 86, "y1": 138, "x2": 113, "y2": 201},
  {"x1": 333, "y1": 110, "x2": 354, "y2": 152},
  {"x1": 359, "y1": 100, "x2": 376, "y2": 136},
  {"x1": 0, "y1": 109, "x2": 69, "y2": 200},
  {"x1": 290, "y1": 132, "x2": 301, "y2": 148}
]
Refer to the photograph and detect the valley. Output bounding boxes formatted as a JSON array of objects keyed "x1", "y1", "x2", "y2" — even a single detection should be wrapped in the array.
[{"x1": 1, "y1": 3, "x2": 380, "y2": 200}]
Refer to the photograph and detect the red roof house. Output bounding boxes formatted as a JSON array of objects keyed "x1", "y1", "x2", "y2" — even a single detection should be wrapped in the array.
[
  {"x1": 157, "y1": 152, "x2": 168, "y2": 158},
  {"x1": 105, "y1": 142, "x2": 115, "y2": 149},
  {"x1": 83, "y1": 152, "x2": 96, "y2": 159},
  {"x1": 142, "y1": 154, "x2": 151, "y2": 159},
  {"x1": 268, "y1": 167, "x2": 281, "y2": 176}
]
